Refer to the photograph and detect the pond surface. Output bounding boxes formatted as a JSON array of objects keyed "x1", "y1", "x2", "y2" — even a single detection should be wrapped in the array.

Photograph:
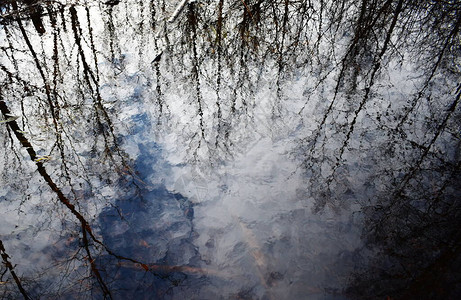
[{"x1": 1, "y1": 1, "x2": 460, "y2": 299}]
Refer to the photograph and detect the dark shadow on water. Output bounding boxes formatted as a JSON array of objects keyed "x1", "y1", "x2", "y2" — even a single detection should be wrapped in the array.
[{"x1": 96, "y1": 113, "x2": 211, "y2": 298}]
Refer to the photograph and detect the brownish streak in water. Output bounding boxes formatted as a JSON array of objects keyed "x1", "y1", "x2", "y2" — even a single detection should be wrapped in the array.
[{"x1": 116, "y1": 261, "x2": 229, "y2": 278}]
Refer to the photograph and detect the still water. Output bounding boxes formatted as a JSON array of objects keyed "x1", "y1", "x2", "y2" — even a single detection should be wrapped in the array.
[{"x1": 1, "y1": 1, "x2": 460, "y2": 299}]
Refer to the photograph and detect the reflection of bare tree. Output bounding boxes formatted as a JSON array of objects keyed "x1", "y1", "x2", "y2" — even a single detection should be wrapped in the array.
[
  {"x1": 187, "y1": 3, "x2": 206, "y2": 156},
  {"x1": 0, "y1": 240, "x2": 31, "y2": 300},
  {"x1": 0, "y1": 0, "x2": 460, "y2": 298},
  {"x1": 1, "y1": 97, "x2": 216, "y2": 298},
  {"x1": 1, "y1": 97, "x2": 113, "y2": 298},
  {"x1": 1, "y1": 3, "x2": 154, "y2": 297}
]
